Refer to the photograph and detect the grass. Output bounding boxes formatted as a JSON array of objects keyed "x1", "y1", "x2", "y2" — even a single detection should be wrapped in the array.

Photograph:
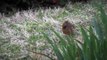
[
  {"x1": 0, "y1": 2, "x2": 107, "y2": 60},
  {"x1": 43, "y1": 3, "x2": 107, "y2": 60}
]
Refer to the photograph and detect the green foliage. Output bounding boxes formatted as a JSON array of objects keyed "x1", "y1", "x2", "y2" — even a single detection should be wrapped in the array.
[{"x1": 43, "y1": 3, "x2": 107, "y2": 60}]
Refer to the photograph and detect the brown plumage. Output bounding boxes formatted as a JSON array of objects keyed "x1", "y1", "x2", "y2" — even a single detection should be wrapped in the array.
[{"x1": 62, "y1": 21, "x2": 74, "y2": 35}]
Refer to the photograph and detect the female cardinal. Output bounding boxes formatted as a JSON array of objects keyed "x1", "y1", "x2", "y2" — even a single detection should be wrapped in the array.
[{"x1": 62, "y1": 21, "x2": 75, "y2": 35}]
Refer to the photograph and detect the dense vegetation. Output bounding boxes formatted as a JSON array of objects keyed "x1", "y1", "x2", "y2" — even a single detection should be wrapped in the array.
[
  {"x1": 0, "y1": 0, "x2": 107, "y2": 60},
  {"x1": 44, "y1": 3, "x2": 107, "y2": 60}
]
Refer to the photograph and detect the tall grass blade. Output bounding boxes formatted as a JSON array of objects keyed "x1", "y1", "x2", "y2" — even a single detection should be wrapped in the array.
[{"x1": 43, "y1": 32, "x2": 64, "y2": 60}]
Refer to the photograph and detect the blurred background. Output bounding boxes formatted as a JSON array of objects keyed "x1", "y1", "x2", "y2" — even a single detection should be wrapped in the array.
[{"x1": 0, "y1": 0, "x2": 91, "y2": 15}]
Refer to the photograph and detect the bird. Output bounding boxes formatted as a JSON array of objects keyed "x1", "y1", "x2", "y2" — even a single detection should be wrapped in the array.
[{"x1": 62, "y1": 21, "x2": 75, "y2": 35}]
